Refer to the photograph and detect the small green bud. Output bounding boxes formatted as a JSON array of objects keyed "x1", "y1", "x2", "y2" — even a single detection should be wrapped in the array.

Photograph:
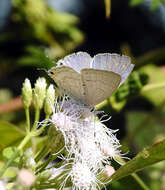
[
  {"x1": 21, "y1": 78, "x2": 32, "y2": 108},
  {"x1": 44, "y1": 84, "x2": 55, "y2": 116},
  {"x1": 33, "y1": 77, "x2": 47, "y2": 110},
  {"x1": 48, "y1": 125, "x2": 65, "y2": 154}
]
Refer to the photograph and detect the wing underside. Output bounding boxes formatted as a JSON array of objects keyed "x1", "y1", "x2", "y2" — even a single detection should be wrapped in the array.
[
  {"x1": 52, "y1": 66, "x2": 86, "y2": 102},
  {"x1": 81, "y1": 69, "x2": 121, "y2": 106},
  {"x1": 50, "y1": 66, "x2": 121, "y2": 106}
]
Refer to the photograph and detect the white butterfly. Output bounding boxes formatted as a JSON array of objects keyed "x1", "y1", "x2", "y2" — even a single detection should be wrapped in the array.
[{"x1": 48, "y1": 52, "x2": 134, "y2": 106}]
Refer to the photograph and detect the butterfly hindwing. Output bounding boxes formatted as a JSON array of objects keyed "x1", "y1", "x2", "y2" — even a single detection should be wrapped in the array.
[{"x1": 81, "y1": 69, "x2": 121, "y2": 106}]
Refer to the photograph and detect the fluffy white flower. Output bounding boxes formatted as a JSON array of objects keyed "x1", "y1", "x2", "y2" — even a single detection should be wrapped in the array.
[
  {"x1": 94, "y1": 121, "x2": 122, "y2": 158},
  {"x1": 71, "y1": 162, "x2": 97, "y2": 190},
  {"x1": 48, "y1": 96, "x2": 123, "y2": 189},
  {"x1": 59, "y1": 162, "x2": 100, "y2": 190}
]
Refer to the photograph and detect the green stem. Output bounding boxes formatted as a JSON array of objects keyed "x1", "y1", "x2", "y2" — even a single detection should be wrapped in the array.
[
  {"x1": 34, "y1": 114, "x2": 50, "y2": 162},
  {"x1": 17, "y1": 133, "x2": 32, "y2": 150},
  {"x1": 132, "y1": 173, "x2": 150, "y2": 190},
  {"x1": 33, "y1": 114, "x2": 50, "y2": 136},
  {"x1": 0, "y1": 133, "x2": 33, "y2": 177},
  {"x1": 36, "y1": 154, "x2": 53, "y2": 174},
  {"x1": 25, "y1": 108, "x2": 30, "y2": 132},
  {"x1": 32, "y1": 109, "x2": 40, "y2": 130},
  {"x1": 35, "y1": 144, "x2": 50, "y2": 163}
]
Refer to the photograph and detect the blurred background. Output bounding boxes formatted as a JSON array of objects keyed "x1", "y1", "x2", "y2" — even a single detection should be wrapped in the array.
[{"x1": 0, "y1": 0, "x2": 165, "y2": 189}]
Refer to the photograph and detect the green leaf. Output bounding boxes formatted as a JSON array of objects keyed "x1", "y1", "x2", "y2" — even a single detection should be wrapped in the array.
[
  {"x1": 130, "y1": 0, "x2": 145, "y2": 6},
  {"x1": 150, "y1": 0, "x2": 160, "y2": 10},
  {"x1": 125, "y1": 111, "x2": 165, "y2": 149},
  {"x1": 3, "y1": 147, "x2": 17, "y2": 160},
  {"x1": 2, "y1": 147, "x2": 20, "y2": 166},
  {"x1": 103, "y1": 139, "x2": 165, "y2": 183},
  {"x1": 140, "y1": 64, "x2": 165, "y2": 107},
  {"x1": 0, "y1": 121, "x2": 25, "y2": 156}
]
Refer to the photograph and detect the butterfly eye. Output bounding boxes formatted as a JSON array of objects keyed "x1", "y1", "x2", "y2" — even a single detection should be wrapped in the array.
[
  {"x1": 58, "y1": 62, "x2": 63, "y2": 66},
  {"x1": 49, "y1": 71, "x2": 54, "y2": 75}
]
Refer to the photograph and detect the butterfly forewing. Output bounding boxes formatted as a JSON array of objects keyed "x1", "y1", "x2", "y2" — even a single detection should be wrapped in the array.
[{"x1": 50, "y1": 66, "x2": 86, "y2": 102}]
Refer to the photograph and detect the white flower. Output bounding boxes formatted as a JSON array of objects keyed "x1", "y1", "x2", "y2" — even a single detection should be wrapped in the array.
[
  {"x1": 48, "y1": 95, "x2": 123, "y2": 189},
  {"x1": 70, "y1": 162, "x2": 97, "y2": 190},
  {"x1": 75, "y1": 138, "x2": 106, "y2": 172},
  {"x1": 59, "y1": 162, "x2": 99, "y2": 190},
  {"x1": 49, "y1": 96, "x2": 94, "y2": 154},
  {"x1": 51, "y1": 112, "x2": 75, "y2": 131},
  {"x1": 94, "y1": 121, "x2": 122, "y2": 159}
]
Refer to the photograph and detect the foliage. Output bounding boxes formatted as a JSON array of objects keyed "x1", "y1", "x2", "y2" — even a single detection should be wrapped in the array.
[
  {"x1": 130, "y1": 0, "x2": 165, "y2": 10},
  {"x1": 0, "y1": 0, "x2": 83, "y2": 71}
]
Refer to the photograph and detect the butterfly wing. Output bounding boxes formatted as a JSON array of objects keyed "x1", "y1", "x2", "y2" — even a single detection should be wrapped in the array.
[
  {"x1": 81, "y1": 69, "x2": 121, "y2": 106},
  {"x1": 49, "y1": 66, "x2": 86, "y2": 102},
  {"x1": 57, "y1": 52, "x2": 92, "y2": 73}
]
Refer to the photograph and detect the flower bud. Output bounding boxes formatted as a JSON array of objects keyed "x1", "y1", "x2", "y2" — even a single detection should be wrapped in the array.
[
  {"x1": 18, "y1": 169, "x2": 35, "y2": 187},
  {"x1": 44, "y1": 84, "x2": 55, "y2": 116},
  {"x1": 21, "y1": 78, "x2": 32, "y2": 108},
  {"x1": 33, "y1": 77, "x2": 47, "y2": 110},
  {"x1": 103, "y1": 165, "x2": 115, "y2": 177},
  {"x1": 13, "y1": 169, "x2": 35, "y2": 190}
]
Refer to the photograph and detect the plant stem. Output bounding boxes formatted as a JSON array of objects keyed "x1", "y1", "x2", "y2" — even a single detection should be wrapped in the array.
[
  {"x1": 17, "y1": 133, "x2": 32, "y2": 150},
  {"x1": 36, "y1": 154, "x2": 53, "y2": 174},
  {"x1": 25, "y1": 108, "x2": 30, "y2": 132},
  {"x1": 114, "y1": 157, "x2": 150, "y2": 190},
  {"x1": 35, "y1": 144, "x2": 50, "y2": 163},
  {"x1": 132, "y1": 173, "x2": 150, "y2": 190},
  {"x1": 32, "y1": 108, "x2": 40, "y2": 130}
]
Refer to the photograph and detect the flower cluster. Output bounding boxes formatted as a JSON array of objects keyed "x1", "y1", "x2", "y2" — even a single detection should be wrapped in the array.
[{"x1": 49, "y1": 96, "x2": 121, "y2": 189}]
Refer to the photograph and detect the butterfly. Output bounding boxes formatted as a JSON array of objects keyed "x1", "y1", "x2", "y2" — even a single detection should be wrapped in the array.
[{"x1": 48, "y1": 52, "x2": 134, "y2": 106}]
